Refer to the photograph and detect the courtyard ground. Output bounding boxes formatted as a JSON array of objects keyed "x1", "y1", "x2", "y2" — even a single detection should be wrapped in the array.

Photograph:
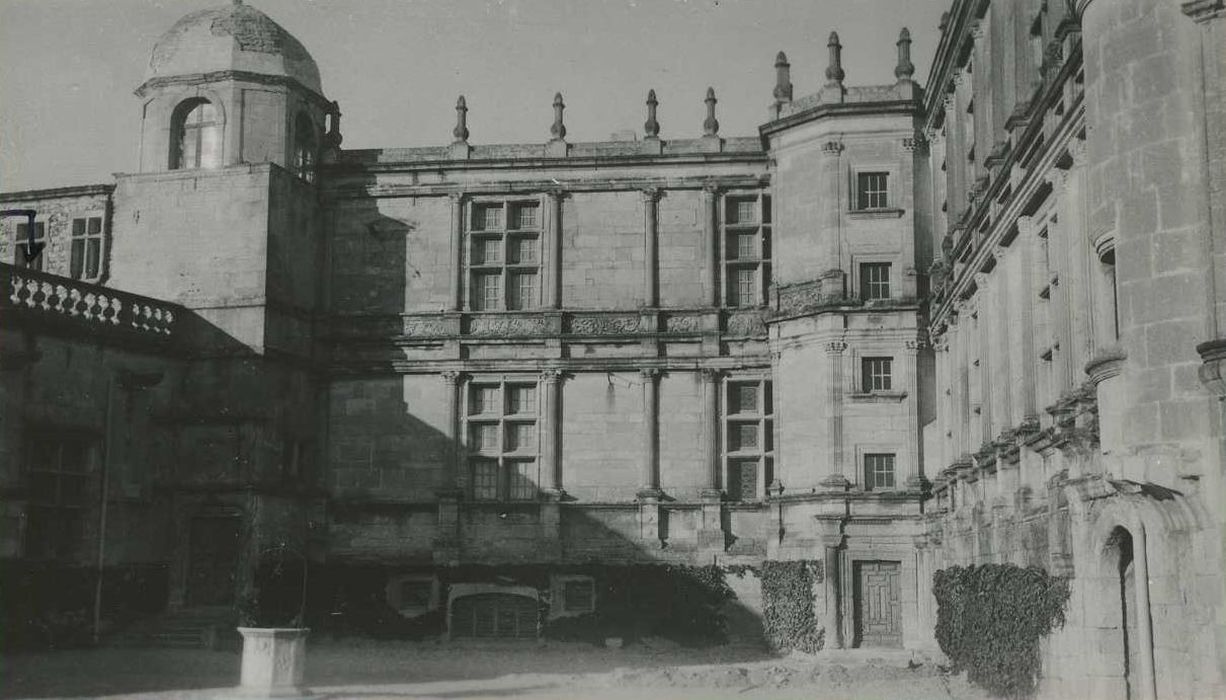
[{"x1": 1, "y1": 639, "x2": 993, "y2": 700}]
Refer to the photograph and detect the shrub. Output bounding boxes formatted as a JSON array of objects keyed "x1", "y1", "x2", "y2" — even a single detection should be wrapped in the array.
[
  {"x1": 759, "y1": 560, "x2": 823, "y2": 653},
  {"x1": 933, "y1": 564, "x2": 1071, "y2": 698}
]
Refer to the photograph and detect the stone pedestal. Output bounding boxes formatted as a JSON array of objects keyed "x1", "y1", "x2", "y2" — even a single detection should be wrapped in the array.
[{"x1": 236, "y1": 628, "x2": 312, "y2": 699}]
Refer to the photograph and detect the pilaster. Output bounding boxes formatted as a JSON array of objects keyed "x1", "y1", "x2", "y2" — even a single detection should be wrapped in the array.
[{"x1": 821, "y1": 339, "x2": 850, "y2": 489}]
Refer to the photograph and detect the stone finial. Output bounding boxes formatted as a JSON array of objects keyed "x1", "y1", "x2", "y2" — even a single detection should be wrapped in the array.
[
  {"x1": 703, "y1": 87, "x2": 719, "y2": 137},
  {"x1": 825, "y1": 31, "x2": 845, "y2": 87},
  {"x1": 550, "y1": 92, "x2": 567, "y2": 141},
  {"x1": 773, "y1": 51, "x2": 793, "y2": 104},
  {"x1": 895, "y1": 27, "x2": 915, "y2": 81},
  {"x1": 644, "y1": 89, "x2": 660, "y2": 139},
  {"x1": 452, "y1": 95, "x2": 469, "y2": 143}
]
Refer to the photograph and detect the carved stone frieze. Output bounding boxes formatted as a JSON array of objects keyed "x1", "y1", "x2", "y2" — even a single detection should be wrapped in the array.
[
  {"x1": 403, "y1": 316, "x2": 455, "y2": 337},
  {"x1": 725, "y1": 310, "x2": 767, "y2": 337},
  {"x1": 568, "y1": 313, "x2": 642, "y2": 336},
  {"x1": 662, "y1": 313, "x2": 703, "y2": 334},
  {"x1": 466, "y1": 314, "x2": 552, "y2": 337}
]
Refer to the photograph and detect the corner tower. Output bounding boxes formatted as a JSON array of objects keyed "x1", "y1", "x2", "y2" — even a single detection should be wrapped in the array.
[{"x1": 134, "y1": 0, "x2": 332, "y2": 178}]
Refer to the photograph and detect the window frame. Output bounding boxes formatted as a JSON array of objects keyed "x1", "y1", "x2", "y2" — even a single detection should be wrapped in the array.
[
  {"x1": 720, "y1": 190, "x2": 771, "y2": 309},
  {"x1": 858, "y1": 261, "x2": 892, "y2": 301},
  {"x1": 171, "y1": 98, "x2": 223, "y2": 171},
  {"x1": 292, "y1": 112, "x2": 318, "y2": 184},
  {"x1": 863, "y1": 452, "x2": 897, "y2": 492},
  {"x1": 14, "y1": 221, "x2": 46, "y2": 271},
  {"x1": 464, "y1": 376, "x2": 541, "y2": 501},
  {"x1": 855, "y1": 171, "x2": 891, "y2": 210},
  {"x1": 722, "y1": 375, "x2": 774, "y2": 502},
  {"x1": 861, "y1": 356, "x2": 894, "y2": 393},
  {"x1": 465, "y1": 198, "x2": 543, "y2": 311},
  {"x1": 69, "y1": 213, "x2": 106, "y2": 283},
  {"x1": 25, "y1": 431, "x2": 96, "y2": 561}
]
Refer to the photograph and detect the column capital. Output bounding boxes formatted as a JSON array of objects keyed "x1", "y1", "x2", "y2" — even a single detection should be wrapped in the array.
[
  {"x1": 448, "y1": 191, "x2": 466, "y2": 203},
  {"x1": 701, "y1": 181, "x2": 723, "y2": 196},
  {"x1": 969, "y1": 19, "x2": 986, "y2": 41},
  {"x1": 902, "y1": 133, "x2": 926, "y2": 152},
  {"x1": 539, "y1": 368, "x2": 564, "y2": 383},
  {"x1": 699, "y1": 367, "x2": 723, "y2": 382},
  {"x1": 641, "y1": 186, "x2": 665, "y2": 202},
  {"x1": 639, "y1": 367, "x2": 661, "y2": 380},
  {"x1": 545, "y1": 188, "x2": 569, "y2": 201},
  {"x1": 1045, "y1": 168, "x2": 1070, "y2": 191},
  {"x1": 824, "y1": 339, "x2": 848, "y2": 355},
  {"x1": 820, "y1": 140, "x2": 844, "y2": 158},
  {"x1": 441, "y1": 370, "x2": 465, "y2": 384}
]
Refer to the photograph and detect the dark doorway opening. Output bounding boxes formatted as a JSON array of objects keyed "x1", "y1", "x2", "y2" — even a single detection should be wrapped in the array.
[{"x1": 186, "y1": 516, "x2": 240, "y2": 607}]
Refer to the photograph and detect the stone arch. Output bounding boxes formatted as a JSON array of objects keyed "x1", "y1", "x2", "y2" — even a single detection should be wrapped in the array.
[{"x1": 446, "y1": 584, "x2": 540, "y2": 640}]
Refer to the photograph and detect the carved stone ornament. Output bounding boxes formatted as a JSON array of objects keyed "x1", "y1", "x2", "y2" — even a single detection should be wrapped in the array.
[
  {"x1": 569, "y1": 313, "x2": 642, "y2": 335},
  {"x1": 467, "y1": 315, "x2": 551, "y2": 337}
]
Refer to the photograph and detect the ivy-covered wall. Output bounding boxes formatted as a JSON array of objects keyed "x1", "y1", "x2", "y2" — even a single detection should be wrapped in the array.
[
  {"x1": 311, "y1": 560, "x2": 823, "y2": 650},
  {"x1": 933, "y1": 563, "x2": 1070, "y2": 698}
]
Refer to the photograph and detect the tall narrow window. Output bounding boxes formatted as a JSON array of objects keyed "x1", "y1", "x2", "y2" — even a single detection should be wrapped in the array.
[
  {"x1": 864, "y1": 453, "x2": 896, "y2": 491},
  {"x1": 856, "y1": 172, "x2": 890, "y2": 210},
  {"x1": 293, "y1": 113, "x2": 318, "y2": 183},
  {"x1": 723, "y1": 192, "x2": 771, "y2": 308},
  {"x1": 859, "y1": 262, "x2": 892, "y2": 300},
  {"x1": 724, "y1": 378, "x2": 774, "y2": 501},
  {"x1": 862, "y1": 357, "x2": 893, "y2": 392},
  {"x1": 465, "y1": 379, "x2": 539, "y2": 500},
  {"x1": 26, "y1": 433, "x2": 93, "y2": 559},
  {"x1": 1100, "y1": 248, "x2": 1119, "y2": 341},
  {"x1": 14, "y1": 222, "x2": 45, "y2": 271},
  {"x1": 172, "y1": 99, "x2": 222, "y2": 170},
  {"x1": 467, "y1": 200, "x2": 540, "y2": 310},
  {"x1": 70, "y1": 216, "x2": 104, "y2": 282}
]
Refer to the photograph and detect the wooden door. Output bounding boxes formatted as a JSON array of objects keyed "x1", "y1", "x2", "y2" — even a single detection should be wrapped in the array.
[
  {"x1": 853, "y1": 560, "x2": 902, "y2": 648},
  {"x1": 186, "y1": 516, "x2": 240, "y2": 607}
]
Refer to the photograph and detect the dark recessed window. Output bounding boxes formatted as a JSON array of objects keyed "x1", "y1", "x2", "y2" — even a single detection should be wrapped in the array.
[
  {"x1": 860, "y1": 262, "x2": 891, "y2": 301},
  {"x1": 862, "y1": 357, "x2": 893, "y2": 393},
  {"x1": 857, "y1": 172, "x2": 889, "y2": 210},
  {"x1": 864, "y1": 453, "x2": 896, "y2": 491}
]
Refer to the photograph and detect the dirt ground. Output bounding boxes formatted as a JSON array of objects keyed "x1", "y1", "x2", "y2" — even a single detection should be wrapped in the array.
[{"x1": 1, "y1": 639, "x2": 993, "y2": 700}]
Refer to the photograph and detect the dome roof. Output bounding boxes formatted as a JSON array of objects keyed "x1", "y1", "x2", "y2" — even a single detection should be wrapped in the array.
[{"x1": 147, "y1": 1, "x2": 322, "y2": 95}]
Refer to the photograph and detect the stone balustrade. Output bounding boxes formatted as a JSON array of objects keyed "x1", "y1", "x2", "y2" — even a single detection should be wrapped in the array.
[{"x1": 2, "y1": 263, "x2": 178, "y2": 339}]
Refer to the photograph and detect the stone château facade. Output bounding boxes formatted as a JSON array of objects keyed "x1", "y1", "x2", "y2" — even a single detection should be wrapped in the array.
[{"x1": 1, "y1": 1, "x2": 1222, "y2": 697}]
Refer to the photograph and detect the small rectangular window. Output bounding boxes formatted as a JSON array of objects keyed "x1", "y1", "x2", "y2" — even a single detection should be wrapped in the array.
[
  {"x1": 729, "y1": 422, "x2": 759, "y2": 451},
  {"x1": 864, "y1": 453, "x2": 896, "y2": 491},
  {"x1": 509, "y1": 203, "x2": 538, "y2": 230},
  {"x1": 472, "y1": 237, "x2": 502, "y2": 265},
  {"x1": 14, "y1": 222, "x2": 46, "y2": 271},
  {"x1": 472, "y1": 459, "x2": 498, "y2": 500},
  {"x1": 508, "y1": 236, "x2": 538, "y2": 264},
  {"x1": 472, "y1": 204, "x2": 503, "y2": 232},
  {"x1": 730, "y1": 268, "x2": 757, "y2": 307},
  {"x1": 507, "y1": 271, "x2": 538, "y2": 310},
  {"x1": 860, "y1": 263, "x2": 892, "y2": 300},
  {"x1": 506, "y1": 386, "x2": 536, "y2": 415},
  {"x1": 856, "y1": 172, "x2": 889, "y2": 210},
  {"x1": 506, "y1": 460, "x2": 537, "y2": 501},
  {"x1": 471, "y1": 423, "x2": 500, "y2": 453},
  {"x1": 862, "y1": 357, "x2": 893, "y2": 392},
  {"x1": 470, "y1": 385, "x2": 499, "y2": 415},
  {"x1": 506, "y1": 423, "x2": 536, "y2": 452},
  {"x1": 563, "y1": 579, "x2": 595, "y2": 613},
  {"x1": 729, "y1": 383, "x2": 758, "y2": 414},
  {"x1": 70, "y1": 216, "x2": 105, "y2": 282}
]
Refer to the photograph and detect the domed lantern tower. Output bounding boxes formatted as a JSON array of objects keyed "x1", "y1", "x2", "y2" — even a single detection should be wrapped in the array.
[{"x1": 134, "y1": 0, "x2": 331, "y2": 178}]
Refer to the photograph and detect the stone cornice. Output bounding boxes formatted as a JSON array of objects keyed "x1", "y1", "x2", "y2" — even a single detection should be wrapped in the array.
[
  {"x1": 0, "y1": 183, "x2": 115, "y2": 203},
  {"x1": 134, "y1": 69, "x2": 329, "y2": 106},
  {"x1": 1182, "y1": 0, "x2": 1225, "y2": 22},
  {"x1": 321, "y1": 174, "x2": 770, "y2": 200}
]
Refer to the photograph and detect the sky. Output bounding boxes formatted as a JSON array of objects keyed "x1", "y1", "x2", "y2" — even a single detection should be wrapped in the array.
[{"x1": 0, "y1": 0, "x2": 950, "y2": 192}]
